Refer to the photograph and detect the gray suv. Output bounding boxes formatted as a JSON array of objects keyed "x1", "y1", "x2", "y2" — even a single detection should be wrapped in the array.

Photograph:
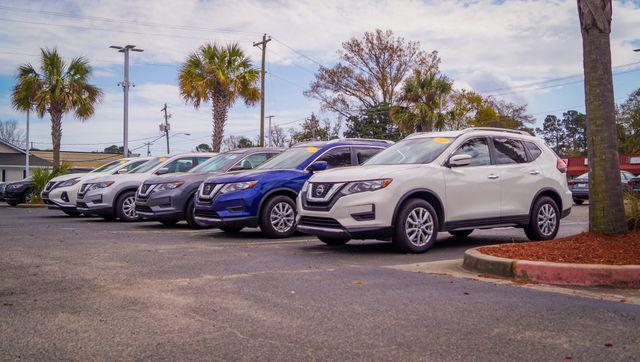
[{"x1": 135, "y1": 147, "x2": 283, "y2": 227}]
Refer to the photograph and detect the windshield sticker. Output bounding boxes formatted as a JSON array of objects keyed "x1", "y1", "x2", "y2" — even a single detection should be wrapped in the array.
[
  {"x1": 307, "y1": 147, "x2": 318, "y2": 153},
  {"x1": 159, "y1": 157, "x2": 167, "y2": 162},
  {"x1": 433, "y1": 137, "x2": 451, "y2": 144},
  {"x1": 119, "y1": 160, "x2": 126, "y2": 164}
]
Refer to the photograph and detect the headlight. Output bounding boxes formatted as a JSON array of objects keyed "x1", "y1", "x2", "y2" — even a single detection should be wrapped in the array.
[
  {"x1": 301, "y1": 181, "x2": 310, "y2": 193},
  {"x1": 58, "y1": 178, "x2": 81, "y2": 188},
  {"x1": 219, "y1": 181, "x2": 257, "y2": 194},
  {"x1": 153, "y1": 181, "x2": 184, "y2": 192},
  {"x1": 85, "y1": 181, "x2": 114, "y2": 192},
  {"x1": 7, "y1": 183, "x2": 26, "y2": 190},
  {"x1": 341, "y1": 179, "x2": 392, "y2": 195}
]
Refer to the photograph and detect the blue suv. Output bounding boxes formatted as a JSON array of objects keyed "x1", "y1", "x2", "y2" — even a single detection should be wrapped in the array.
[{"x1": 193, "y1": 139, "x2": 392, "y2": 237}]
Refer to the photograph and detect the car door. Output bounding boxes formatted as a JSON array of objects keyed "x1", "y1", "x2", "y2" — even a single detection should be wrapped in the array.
[
  {"x1": 491, "y1": 137, "x2": 541, "y2": 219},
  {"x1": 444, "y1": 137, "x2": 501, "y2": 222},
  {"x1": 161, "y1": 157, "x2": 196, "y2": 174},
  {"x1": 316, "y1": 147, "x2": 353, "y2": 168}
]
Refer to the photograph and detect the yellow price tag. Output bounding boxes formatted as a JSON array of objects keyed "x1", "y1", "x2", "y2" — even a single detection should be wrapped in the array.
[
  {"x1": 159, "y1": 157, "x2": 167, "y2": 161},
  {"x1": 306, "y1": 147, "x2": 318, "y2": 153},
  {"x1": 433, "y1": 137, "x2": 450, "y2": 144},
  {"x1": 119, "y1": 160, "x2": 126, "y2": 164}
]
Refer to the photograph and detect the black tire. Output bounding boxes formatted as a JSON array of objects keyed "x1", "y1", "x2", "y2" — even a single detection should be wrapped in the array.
[
  {"x1": 392, "y1": 198, "x2": 439, "y2": 253},
  {"x1": 7, "y1": 201, "x2": 18, "y2": 207},
  {"x1": 62, "y1": 209, "x2": 81, "y2": 217},
  {"x1": 220, "y1": 226, "x2": 244, "y2": 233},
  {"x1": 259, "y1": 195, "x2": 297, "y2": 238},
  {"x1": 573, "y1": 198, "x2": 584, "y2": 205},
  {"x1": 115, "y1": 191, "x2": 141, "y2": 222},
  {"x1": 185, "y1": 196, "x2": 206, "y2": 229},
  {"x1": 318, "y1": 236, "x2": 350, "y2": 246},
  {"x1": 448, "y1": 229, "x2": 473, "y2": 238},
  {"x1": 159, "y1": 219, "x2": 179, "y2": 226},
  {"x1": 524, "y1": 196, "x2": 560, "y2": 241}
]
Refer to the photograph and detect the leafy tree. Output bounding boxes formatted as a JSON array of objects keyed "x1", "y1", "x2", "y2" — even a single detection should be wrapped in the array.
[
  {"x1": 290, "y1": 113, "x2": 341, "y2": 144},
  {"x1": 104, "y1": 145, "x2": 121, "y2": 154},
  {"x1": 305, "y1": 29, "x2": 440, "y2": 118},
  {"x1": 617, "y1": 88, "x2": 640, "y2": 153},
  {"x1": 535, "y1": 115, "x2": 566, "y2": 154},
  {"x1": 445, "y1": 90, "x2": 484, "y2": 130},
  {"x1": 0, "y1": 119, "x2": 26, "y2": 146},
  {"x1": 471, "y1": 97, "x2": 535, "y2": 134},
  {"x1": 578, "y1": 0, "x2": 627, "y2": 234},
  {"x1": 11, "y1": 48, "x2": 103, "y2": 170},
  {"x1": 179, "y1": 43, "x2": 260, "y2": 152},
  {"x1": 269, "y1": 124, "x2": 289, "y2": 147},
  {"x1": 195, "y1": 143, "x2": 212, "y2": 152},
  {"x1": 562, "y1": 110, "x2": 587, "y2": 155},
  {"x1": 390, "y1": 70, "x2": 453, "y2": 133},
  {"x1": 344, "y1": 103, "x2": 403, "y2": 141},
  {"x1": 222, "y1": 135, "x2": 254, "y2": 151},
  {"x1": 237, "y1": 137, "x2": 254, "y2": 149}
]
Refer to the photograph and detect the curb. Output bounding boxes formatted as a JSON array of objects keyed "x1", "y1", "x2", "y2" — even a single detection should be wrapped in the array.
[
  {"x1": 13, "y1": 204, "x2": 48, "y2": 208},
  {"x1": 463, "y1": 246, "x2": 640, "y2": 288}
]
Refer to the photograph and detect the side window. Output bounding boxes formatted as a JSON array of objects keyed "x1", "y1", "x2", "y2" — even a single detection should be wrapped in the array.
[
  {"x1": 492, "y1": 138, "x2": 528, "y2": 164},
  {"x1": 195, "y1": 157, "x2": 210, "y2": 165},
  {"x1": 622, "y1": 171, "x2": 634, "y2": 180},
  {"x1": 354, "y1": 147, "x2": 382, "y2": 165},
  {"x1": 524, "y1": 141, "x2": 542, "y2": 161},
  {"x1": 452, "y1": 138, "x2": 491, "y2": 166},
  {"x1": 317, "y1": 147, "x2": 352, "y2": 169},
  {"x1": 124, "y1": 160, "x2": 146, "y2": 172},
  {"x1": 164, "y1": 157, "x2": 195, "y2": 173},
  {"x1": 239, "y1": 153, "x2": 269, "y2": 169}
]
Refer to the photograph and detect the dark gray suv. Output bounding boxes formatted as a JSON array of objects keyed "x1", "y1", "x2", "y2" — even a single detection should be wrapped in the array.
[{"x1": 135, "y1": 147, "x2": 283, "y2": 227}]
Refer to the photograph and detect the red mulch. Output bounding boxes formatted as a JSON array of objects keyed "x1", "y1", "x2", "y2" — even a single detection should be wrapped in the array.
[{"x1": 479, "y1": 230, "x2": 640, "y2": 265}]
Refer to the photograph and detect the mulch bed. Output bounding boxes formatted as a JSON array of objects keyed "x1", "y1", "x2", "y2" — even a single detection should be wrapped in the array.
[{"x1": 479, "y1": 230, "x2": 640, "y2": 265}]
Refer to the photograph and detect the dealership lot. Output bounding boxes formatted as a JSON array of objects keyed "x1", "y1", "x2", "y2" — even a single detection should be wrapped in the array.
[{"x1": 2, "y1": 205, "x2": 640, "y2": 360}]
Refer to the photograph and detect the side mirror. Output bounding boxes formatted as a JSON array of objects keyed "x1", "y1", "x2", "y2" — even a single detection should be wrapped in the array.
[
  {"x1": 155, "y1": 167, "x2": 170, "y2": 175},
  {"x1": 117, "y1": 168, "x2": 128, "y2": 174},
  {"x1": 448, "y1": 154, "x2": 472, "y2": 167},
  {"x1": 307, "y1": 161, "x2": 328, "y2": 172}
]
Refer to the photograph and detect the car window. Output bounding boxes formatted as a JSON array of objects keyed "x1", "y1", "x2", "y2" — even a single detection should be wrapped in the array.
[
  {"x1": 317, "y1": 147, "x2": 352, "y2": 169},
  {"x1": 451, "y1": 138, "x2": 491, "y2": 166},
  {"x1": 164, "y1": 157, "x2": 195, "y2": 173},
  {"x1": 524, "y1": 141, "x2": 542, "y2": 161},
  {"x1": 124, "y1": 160, "x2": 148, "y2": 172},
  {"x1": 91, "y1": 160, "x2": 124, "y2": 173},
  {"x1": 492, "y1": 138, "x2": 528, "y2": 164},
  {"x1": 367, "y1": 137, "x2": 453, "y2": 165},
  {"x1": 130, "y1": 157, "x2": 164, "y2": 173},
  {"x1": 195, "y1": 157, "x2": 211, "y2": 165},
  {"x1": 257, "y1": 147, "x2": 317, "y2": 170},
  {"x1": 237, "y1": 153, "x2": 270, "y2": 170},
  {"x1": 354, "y1": 147, "x2": 382, "y2": 165},
  {"x1": 621, "y1": 171, "x2": 634, "y2": 180}
]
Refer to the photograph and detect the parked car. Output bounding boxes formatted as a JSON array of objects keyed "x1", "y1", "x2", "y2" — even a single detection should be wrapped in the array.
[
  {"x1": 568, "y1": 170, "x2": 635, "y2": 205},
  {"x1": 296, "y1": 128, "x2": 573, "y2": 253},
  {"x1": 194, "y1": 139, "x2": 392, "y2": 237},
  {"x1": 135, "y1": 148, "x2": 284, "y2": 227},
  {"x1": 0, "y1": 182, "x2": 6, "y2": 203},
  {"x1": 42, "y1": 157, "x2": 153, "y2": 216},
  {"x1": 629, "y1": 175, "x2": 640, "y2": 195},
  {"x1": 3, "y1": 177, "x2": 35, "y2": 206},
  {"x1": 77, "y1": 153, "x2": 217, "y2": 221}
]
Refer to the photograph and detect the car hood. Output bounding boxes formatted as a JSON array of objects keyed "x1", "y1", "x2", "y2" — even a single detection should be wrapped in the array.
[
  {"x1": 86, "y1": 172, "x2": 148, "y2": 184},
  {"x1": 204, "y1": 169, "x2": 307, "y2": 184},
  {"x1": 143, "y1": 171, "x2": 219, "y2": 185},
  {"x1": 309, "y1": 164, "x2": 428, "y2": 183},
  {"x1": 50, "y1": 172, "x2": 94, "y2": 182}
]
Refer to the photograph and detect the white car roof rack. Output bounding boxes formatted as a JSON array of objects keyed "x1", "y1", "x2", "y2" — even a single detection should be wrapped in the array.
[{"x1": 461, "y1": 127, "x2": 531, "y2": 136}]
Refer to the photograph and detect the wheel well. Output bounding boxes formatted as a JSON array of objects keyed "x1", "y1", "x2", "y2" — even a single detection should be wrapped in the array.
[
  {"x1": 113, "y1": 187, "x2": 138, "y2": 211},
  {"x1": 393, "y1": 190, "x2": 445, "y2": 230},
  {"x1": 258, "y1": 189, "x2": 298, "y2": 216},
  {"x1": 533, "y1": 189, "x2": 563, "y2": 213}
]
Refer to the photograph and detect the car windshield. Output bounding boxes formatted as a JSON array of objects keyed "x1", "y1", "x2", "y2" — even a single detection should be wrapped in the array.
[
  {"x1": 129, "y1": 157, "x2": 165, "y2": 174},
  {"x1": 575, "y1": 173, "x2": 588, "y2": 180},
  {"x1": 366, "y1": 137, "x2": 454, "y2": 165},
  {"x1": 191, "y1": 153, "x2": 242, "y2": 172},
  {"x1": 256, "y1": 147, "x2": 317, "y2": 170},
  {"x1": 91, "y1": 159, "x2": 126, "y2": 173}
]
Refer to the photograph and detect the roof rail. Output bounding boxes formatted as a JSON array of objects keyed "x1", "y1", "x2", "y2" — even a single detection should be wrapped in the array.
[
  {"x1": 461, "y1": 127, "x2": 531, "y2": 136},
  {"x1": 328, "y1": 138, "x2": 395, "y2": 144}
]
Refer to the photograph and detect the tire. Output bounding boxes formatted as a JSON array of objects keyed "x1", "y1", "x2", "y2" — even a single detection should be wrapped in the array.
[
  {"x1": 573, "y1": 198, "x2": 584, "y2": 205},
  {"x1": 220, "y1": 226, "x2": 244, "y2": 233},
  {"x1": 159, "y1": 219, "x2": 179, "y2": 226},
  {"x1": 185, "y1": 196, "x2": 206, "y2": 229},
  {"x1": 100, "y1": 215, "x2": 117, "y2": 221},
  {"x1": 7, "y1": 201, "x2": 18, "y2": 207},
  {"x1": 448, "y1": 229, "x2": 473, "y2": 238},
  {"x1": 392, "y1": 198, "x2": 439, "y2": 253},
  {"x1": 524, "y1": 196, "x2": 560, "y2": 241},
  {"x1": 62, "y1": 209, "x2": 81, "y2": 217},
  {"x1": 115, "y1": 191, "x2": 141, "y2": 222},
  {"x1": 318, "y1": 236, "x2": 350, "y2": 246},
  {"x1": 259, "y1": 195, "x2": 297, "y2": 238}
]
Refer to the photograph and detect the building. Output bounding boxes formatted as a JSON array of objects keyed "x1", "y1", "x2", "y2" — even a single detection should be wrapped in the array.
[
  {"x1": 31, "y1": 150, "x2": 123, "y2": 170},
  {"x1": 563, "y1": 154, "x2": 640, "y2": 178},
  {"x1": 0, "y1": 139, "x2": 52, "y2": 182}
]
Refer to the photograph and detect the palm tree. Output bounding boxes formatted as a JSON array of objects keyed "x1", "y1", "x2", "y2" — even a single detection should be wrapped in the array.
[
  {"x1": 11, "y1": 48, "x2": 103, "y2": 170},
  {"x1": 390, "y1": 69, "x2": 453, "y2": 133},
  {"x1": 178, "y1": 43, "x2": 260, "y2": 152},
  {"x1": 577, "y1": 0, "x2": 627, "y2": 234}
]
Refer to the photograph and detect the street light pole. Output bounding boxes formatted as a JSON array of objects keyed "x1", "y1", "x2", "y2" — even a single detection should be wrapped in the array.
[
  {"x1": 110, "y1": 45, "x2": 144, "y2": 158},
  {"x1": 266, "y1": 115, "x2": 275, "y2": 147},
  {"x1": 25, "y1": 109, "x2": 29, "y2": 178}
]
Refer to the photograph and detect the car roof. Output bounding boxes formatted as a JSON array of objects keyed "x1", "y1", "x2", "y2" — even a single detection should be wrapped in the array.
[
  {"x1": 292, "y1": 138, "x2": 393, "y2": 148},
  {"x1": 227, "y1": 147, "x2": 285, "y2": 154},
  {"x1": 406, "y1": 127, "x2": 537, "y2": 141}
]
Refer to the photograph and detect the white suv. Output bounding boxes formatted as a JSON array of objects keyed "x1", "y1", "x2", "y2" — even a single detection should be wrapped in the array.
[
  {"x1": 296, "y1": 128, "x2": 572, "y2": 253},
  {"x1": 77, "y1": 153, "x2": 216, "y2": 221}
]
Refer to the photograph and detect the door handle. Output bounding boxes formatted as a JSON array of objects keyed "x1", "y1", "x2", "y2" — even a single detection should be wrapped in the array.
[
  {"x1": 529, "y1": 170, "x2": 540, "y2": 175},
  {"x1": 488, "y1": 174, "x2": 500, "y2": 180}
]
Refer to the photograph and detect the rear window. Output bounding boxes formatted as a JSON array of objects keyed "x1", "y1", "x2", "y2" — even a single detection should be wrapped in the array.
[
  {"x1": 493, "y1": 138, "x2": 527, "y2": 164},
  {"x1": 524, "y1": 141, "x2": 542, "y2": 160}
]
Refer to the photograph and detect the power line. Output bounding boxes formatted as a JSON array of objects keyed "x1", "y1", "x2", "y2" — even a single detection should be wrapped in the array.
[{"x1": 271, "y1": 36, "x2": 324, "y2": 67}]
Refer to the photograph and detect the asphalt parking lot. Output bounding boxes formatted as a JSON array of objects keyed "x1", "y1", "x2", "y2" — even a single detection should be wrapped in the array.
[{"x1": 1, "y1": 204, "x2": 639, "y2": 360}]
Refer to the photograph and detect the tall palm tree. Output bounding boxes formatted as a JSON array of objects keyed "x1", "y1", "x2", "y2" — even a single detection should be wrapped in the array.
[
  {"x1": 11, "y1": 48, "x2": 103, "y2": 170},
  {"x1": 390, "y1": 70, "x2": 453, "y2": 133},
  {"x1": 577, "y1": 0, "x2": 627, "y2": 234},
  {"x1": 178, "y1": 43, "x2": 260, "y2": 152}
]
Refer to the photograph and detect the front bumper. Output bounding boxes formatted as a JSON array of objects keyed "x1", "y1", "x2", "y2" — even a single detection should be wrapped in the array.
[
  {"x1": 42, "y1": 186, "x2": 78, "y2": 211},
  {"x1": 193, "y1": 188, "x2": 264, "y2": 228},
  {"x1": 76, "y1": 191, "x2": 113, "y2": 216},
  {"x1": 135, "y1": 192, "x2": 184, "y2": 220}
]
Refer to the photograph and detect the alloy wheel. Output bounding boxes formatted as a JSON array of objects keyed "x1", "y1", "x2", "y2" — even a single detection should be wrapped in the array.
[
  {"x1": 270, "y1": 201, "x2": 295, "y2": 233},
  {"x1": 405, "y1": 207, "x2": 434, "y2": 247},
  {"x1": 122, "y1": 196, "x2": 138, "y2": 219},
  {"x1": 537, "y1": 203, "x2": 557, "y2": 236}
]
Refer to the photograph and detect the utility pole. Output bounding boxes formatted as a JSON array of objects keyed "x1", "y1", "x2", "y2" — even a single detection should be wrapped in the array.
[
  {"x1": 110, "y1": 45, "x2": 144, "y2": 157},
  {"x1": 253, "y1": 34, "x2": 271, "y2": 147},
  {"x1": 25, "y1": 109, "x2": 29, "y2": 178},
  {"x1": 144, "y1": 142, "x2": 152, "y2": 156},
  {"x1": 160, "y1": 103, "x2": 171, "y2": 154},
  {"x1": 266, "y1": 115, "x2": 275, "y2": 147}
]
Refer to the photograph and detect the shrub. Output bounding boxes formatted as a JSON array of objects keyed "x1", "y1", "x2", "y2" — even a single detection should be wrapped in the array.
[
  {"x1": 29, "y1": 163, "x2": 71, "y2": 203},
  {"x1": 624, "y1": 192, "x2": 640, "y2": 230}
]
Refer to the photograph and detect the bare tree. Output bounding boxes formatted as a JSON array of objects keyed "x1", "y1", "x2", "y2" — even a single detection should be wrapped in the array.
[
  {"x1": 269, "y1": 124, "x2": 289, "y2": 147},
  {"x1": 0, "y1": 120, "x2": 26, "y2": 146},
  {"x1": 305, "y1": 29, "x2": 440, "y2": 118},
  {"x1": 577, "y1": 0, "x2": 627, "y2": 234},
  {"x1": 221, "y1": 135, "x2": 254, "y2": 151}
]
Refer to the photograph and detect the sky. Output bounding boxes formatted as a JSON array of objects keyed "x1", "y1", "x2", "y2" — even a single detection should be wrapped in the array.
[{"x1": 0, "y1": 0, "x2": 639, "y2": 155}]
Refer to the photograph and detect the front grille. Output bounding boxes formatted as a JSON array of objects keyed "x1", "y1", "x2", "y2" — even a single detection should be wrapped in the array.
[
  {"x1": 201, "y1": 183, "x2": 216, "y2": 197},
  {"x1": 194, "y1": 209, "x2": 220, "y2": 219},
  {"x1": 77, "y1": 201, "x2": 88, "y2": 208},
  {"x1": 299, "y1": 216, "x2": 342, "y2": 229},
  {"x1": 135, "y1": 205, "x2": 153, "y2": 213},
  {"x1": 310, "y1": 183, "x2": 334, "y2": 199}
]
